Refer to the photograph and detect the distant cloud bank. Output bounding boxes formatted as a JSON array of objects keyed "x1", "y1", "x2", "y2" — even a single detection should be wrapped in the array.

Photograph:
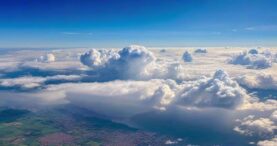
[
  {"x1": 194, "y1": 48, "x2": 207, "y2": 53},
  {"x1": 0, "y1": 46, "x2": 276, "y2": 145}
]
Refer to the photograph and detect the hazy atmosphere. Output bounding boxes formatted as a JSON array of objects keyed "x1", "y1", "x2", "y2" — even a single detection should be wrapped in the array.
[{"x1": 0, "y1": 0, "x2": 276, "y2": 146}]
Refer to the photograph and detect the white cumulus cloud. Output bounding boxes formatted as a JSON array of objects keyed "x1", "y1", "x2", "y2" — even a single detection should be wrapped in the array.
[
  {"x1": 237, "y1": 73, "x2": 277, "y2": 90},
  {"x1": 228, "y1": 51, "x2": 272, "y2": 69},
  {"x1": 234, "y1": 115, "x2": 277, "y2": 137},
  {"x1": 36, "y1": 53, "x2": 56, "y2": 63},
  {"x1": 80, "y1": 45, "x2": 158, "y2": 80},
  {"x1": 177, "y1": 69, "x2": 249, "y2": 109},
  {"x1": 257, "y1": 137, "x2": 277, "y2": 146}
]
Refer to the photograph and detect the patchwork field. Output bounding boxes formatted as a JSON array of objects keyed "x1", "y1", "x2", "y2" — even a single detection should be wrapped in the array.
[{"x1": 0, "y1": 106, "x2": 175, "y2": 146}]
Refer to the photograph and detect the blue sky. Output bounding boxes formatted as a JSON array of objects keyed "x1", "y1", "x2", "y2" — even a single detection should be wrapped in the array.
[{"x1": 0, "y1": 0, "x2": 277, "y2": 48}]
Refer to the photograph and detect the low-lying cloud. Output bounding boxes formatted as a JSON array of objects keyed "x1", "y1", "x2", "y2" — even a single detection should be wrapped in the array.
[
  {"x1": 36, "y1": 53, "x2": 56, "y2": 63},
  {"x1": 0, "y1": 46, "x2": 276, "y2": 145},
  {"x1": 228, "y1": 51, "x2": 273, "y2": 69},
  {"x1": 194, "y1": 48, "x2": 207, "y2": 53},
  {"x1": 234, "y1": 115, "x2": 276, "y2": 137},
  {"x1": 237, "y1": 73, "x2": 277, "y2": 90},
  {"x1": 177, "y1": 69, "x2": 249, "y2": 109},
  {"x1": 182, "y1": 51, "x2": 193, "y2": 62}
]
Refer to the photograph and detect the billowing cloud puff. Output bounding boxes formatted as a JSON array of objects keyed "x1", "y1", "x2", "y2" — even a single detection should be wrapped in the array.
[
  {"x1": 260, "y1": 50, "x2": 277, "y2": 63},
  {"x1": 165, "y1": 63, "x2": 186, "y2": 81},
  {"x1": 80, "y1": 49, "x2": 119, "y2": 69},
  {"x1": 234, "y1": 115, "x2": 276, "y2": 137},
  {"x1": 242, "y1": 99, "x2": 277, "y2": 112},
  {"x1": 194, "y1": 48, "x2": 207, "y2": 53},
  {"x1": 177, "y1": 69, "x2": 249, "y2": 109},
  {"x1": 228, "y1": 51, "x2": 272, "y2": 69},
  {"x1": 37, "y1": 53, "x2": 56, "y2": 62},
  {"x1": 38, "y1": 80, "x2": 173, "y2": 116},
  {"x1": 152, "y1": 83, "x2": 176, "y2": 111},
  {"x1": 236, "y1": 73, "x2": 277, "y2": 90},
  {"x1": 271, "y1": 111, "x2": 277, "y2": 121},
  {"x1": 234, "y1": 105, "x2": 277, "y2": 142},
  {"x1": 116, "y1": 45, "x2": 156, "y2": 78},
  {"x1": 182, "y1": 51, "x2": 193, "y2": 62},
  {"x1": 262, "y1": 50, "x2": 272, "y2": 57},
  {"x1": 80, "y1": 45, "x2": 157, "y2": 79},
  {"x1": 0, "y1": 69, "x2": 255, "y2": 111},
  {"x1": 249, "y1": 48, "x2": 259, "y2": 54},
  {"x1": 258, "y1": 137, "x2": 277, "y2": 146},
  {"x1": 165, "y1": 139, "x2": 179, "y2": 145}
]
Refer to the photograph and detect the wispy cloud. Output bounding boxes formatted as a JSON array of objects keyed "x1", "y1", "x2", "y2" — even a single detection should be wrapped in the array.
[
  {"x1": 245, "y1": 25, "x2": 277, "y2": 31},
  {"x1": 245, "y1": 27, "x2": 255, "y2": 31},
  {"x1": 62, "y1": 32, "x2": 93, "y2": 35},
  {"x1": 232, "y1": 29, "x2": 238, "y2": 32}
]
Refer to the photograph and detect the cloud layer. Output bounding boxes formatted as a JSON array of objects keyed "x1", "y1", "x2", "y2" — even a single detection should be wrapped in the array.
[
  {"x1": 0, "y1": 46, "x2": 276, "y2": 145},
  {"x1": 234, "y1": 115, "x2": 276, "y2": 137},
  {"x1": 237, "y1": 73, "x2": 277, "y2": 90}
]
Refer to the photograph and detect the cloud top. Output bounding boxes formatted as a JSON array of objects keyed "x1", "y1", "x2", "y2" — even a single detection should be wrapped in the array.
[
  {"x1": 249, "y1": 48, "x2": 259, "y2": 54},
  {"x1": 37, "y1": 53, "x2": 56, "y2": 63},
  {"x1": 182, "y1": 51, "x2": 193, "y2": 62},
  {"x1": 80, "y1": 49, "x2": 119, "y2": 69},
  {"x1": 228, "y1": 51, "x2": 272, "y2": 69},
  {"x1": 234, "y1": 115, "x2": 276, "y2": 137},
  {"x1": 178, "y1": 69, "x2": 249, "y2": 109},
  {"x1": 80, "y1": 45, "x2": 160, "y2": 80}
]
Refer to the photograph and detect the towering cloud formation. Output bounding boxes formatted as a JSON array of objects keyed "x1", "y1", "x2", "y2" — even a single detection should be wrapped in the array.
[
  {"x1": 115, "y1": 45, "x2": 156, "y2": 78},
  {"x1": 177, "y1": 69, "x2": 248, "y2": 109},
  {"x1": 182, "y1": 51, "x2": 193, "y2": 62},
  {"x1": 228, "y1": 51, "x2": 272, "y2": 69},
  {"x1": 80, "y1": 45, "x2": 158, "y2": 79},
  {"x1": 80, "y1": 49, "x2": 119, "y2": 69}
]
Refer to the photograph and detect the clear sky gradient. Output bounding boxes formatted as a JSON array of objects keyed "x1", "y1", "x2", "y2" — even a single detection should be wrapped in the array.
[{"x1": 0, "y1": 0, "x2": 277, "y2": 48}]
